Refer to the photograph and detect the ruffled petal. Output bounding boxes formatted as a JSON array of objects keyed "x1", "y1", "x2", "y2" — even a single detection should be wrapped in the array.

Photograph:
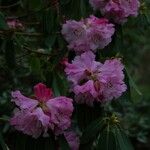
[
  {"x1": 11, "y1": 91, "x2": 38, "y2": 110},
  {"x1": 10, "y1": 108, "x2": 50, "y2": 138},
  {"x1": 64, "y1": 131, "x2": 80, "y2": 150},
  {"x1": 34, "y1": 83, "x2": 53, "y2": 102},
  {"x1": 46, "y1": 97, "x2": 73, "y2": 134}
]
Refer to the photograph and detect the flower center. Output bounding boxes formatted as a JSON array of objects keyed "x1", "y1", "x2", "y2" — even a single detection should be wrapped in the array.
[
  {"x1": 107, "y1": 81, "x2": 113, "y2": 88},
  {"x1": 91, "y1": 33, "x2": 102, "y2": 44},
  {"x1": 85, "y1": 69, "x2": 98, "y2": 81},
  {"x1": 39, "y1": 101, "x2": 48, "y2": 111},
  {"x1": 73, "y1": 28, "x2": 84, "y2": 38}
]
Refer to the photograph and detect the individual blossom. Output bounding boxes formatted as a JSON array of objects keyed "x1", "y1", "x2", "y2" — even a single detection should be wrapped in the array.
[
  {"x1": 10, "y1": 83, "x2": 73, "y2": 138},
  {"x1": 86, "y1": 16, "x2": 115, "y2": 50},
  {"x1": 64, "y1": 130, "x2": 80, "y2": 150},
  {"x1": 62, "y1": 16, "x2": 115, "y2": 54},
  {"x1": 6, "y1": 18, "x2": 24, "y2": 30},
  {"x1": 65, "y1": 51, "x2": 127, "y2": 106},
  {"x1": 89, "y1": 0, "x2": 140, "y2": 24}
]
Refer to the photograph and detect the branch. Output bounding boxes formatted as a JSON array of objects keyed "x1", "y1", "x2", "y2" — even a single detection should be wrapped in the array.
[
  {"x1": 0, "y1": 118, "x2": 9, "y2": 122},
  {"x1": 0, "y1": 30, "x2": 43, "y2": 37},
  {"x1": 0, "y1": 30, "x2": 60, "y2": 37},
  {"x1": 23, "y1": 46, "x2": 51, "y2": 56},
  {"x1": 0, "y1": 1, "x2": 20, "y2": 9},
  {"x1": 15, "y1": 32, "x2": 43, "y2": 36}
]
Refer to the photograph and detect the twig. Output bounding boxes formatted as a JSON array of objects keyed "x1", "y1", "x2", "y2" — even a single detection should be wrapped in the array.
[
  {"x1": 23, "y1": 22, "x2": 40, "y2": 25},
  {"x1": 0, "y1": 30, "x2": 60, "y2": 37},
  {"x1": 0, "y1": 118, "x2": 9, "y2": 122},
  {"x1": 16, "y1": 5, "x2": 52, "y2": 19},
  {"x1": 0, "y1": 30, "x2": 43, "y2": 37},
  {"x1": 51, "y1": 0, "x2": 60, "y2": 17},
  {"x1": 23, "y1": 46, "x2": 51, "y2": 56},
  {"x1": 15, "y1": 32, "x2": 43, "y2": 36},
  {"x1": 0, "y1": 1, "x2": 20, "y2": 9}
]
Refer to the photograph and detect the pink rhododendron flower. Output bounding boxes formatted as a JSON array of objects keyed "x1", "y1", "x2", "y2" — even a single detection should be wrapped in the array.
[
  {"x1": 7, "y1": 18, "x2": 24, "y2": 30},
  {"x1": 10, "y1": 83, "x2": 73, "y2": 138},
  {"x1": 62, "y1": 16, "x2": 115, "y2": 53},
  {"x1": 64, "y1": 131, "x2": 80, "y2": 150},
  {"x1": 89, "y1": 0, "x2": 140, "y2": 23},
  {"x1": 65, "y1": 51, "x2": 127, "y2": 105}
]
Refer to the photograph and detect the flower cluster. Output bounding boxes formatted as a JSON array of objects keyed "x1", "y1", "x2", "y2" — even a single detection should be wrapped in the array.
[
  {"x1": 89, "y1": 0, "x2": 140, "y2": 23},
  {"x1": 62, "y1": 15, "x2": 115, "y2": 54},
  {"x1": 10, "y1": 83, "x2": 73, "y2": 138},
  {"x1": 65, "y1": 51, "x2": 127, "y2": 106}
]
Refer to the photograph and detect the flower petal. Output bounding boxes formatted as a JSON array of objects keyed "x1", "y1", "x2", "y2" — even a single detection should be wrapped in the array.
[
  {"x1": 11, "y1": 91, "x2": 38, "y2": 110},
  {"x1": 34, "y1": 83, "x2": 53, "y2": 101}
]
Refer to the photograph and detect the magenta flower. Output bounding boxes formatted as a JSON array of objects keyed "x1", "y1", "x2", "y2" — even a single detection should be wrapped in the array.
[
  {"x1": 65, "y1": 52, "x2": 127, "y2": 105},
  {"x1": 10, "y1": 83, "x2": 73, "y2": 138},
  {"x1": 64, "y1": 131, "x2": 80, "y2": 150},
  {"x1": 62, "y1": 16, "x2": 115, "y2": 54},
  {"x1": 89, "y1": 0, "x2": 140, "y2": 24}
]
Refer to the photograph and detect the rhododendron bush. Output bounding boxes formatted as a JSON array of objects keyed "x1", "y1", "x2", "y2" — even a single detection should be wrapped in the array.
[{"x1": 0, "y1": 0, "x2": 150, "y2": 150}]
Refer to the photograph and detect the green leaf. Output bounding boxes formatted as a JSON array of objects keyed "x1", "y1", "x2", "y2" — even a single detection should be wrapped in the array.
[
  {"x1": 15, "y1": 134, "x2": 27, "y2": 150},
  {"x1": 60, "y1": 0, "x2": 71, "y2": 5},
  {"x1": 45, "y1": 34, "x2": 57, "y2": 49},
  {"x1": 114, "y1": 126, "x2": 134, "y2": 150},
  {"x1": 96, "y1": 125, "x2": 134, "y2": 150},
  {"x1": 58, "y1": 135, "x2": 70, "y2": 150},
  {"x1": 52, "y1": 71, "x2": 68, "y2": 96},
  {"x1": 81, "y1": 117, "x2": 104, "y2": 144},
  {"x1": 29, "y1": 56, "x2": 41, "y2": 75},
  {"x1": 52, "y1": 74, "x2": 61, "y2": 96},
  {"x1": 0, "y1": 132, "x2": 8, "y2": 150},
  {"x1": 42, "y1": 8, "x2": 58, "y2": 35},
  {"x1": 5, "y1": 39, "x2": 16, "y2": 69},
  {"x1": 80, "y1": 0, "x2": 86, "y2": 17},
  {"x1": 0, "y1": 12, "x2": 8, "y2": 30},
  {"x1": 21, "y1": 0, "x2": 43, "y2": 11},
  {"x1": 125, "y1": 67, "x2": 142, "y2": 96},
  {"x1": 61, "y1": 0, "x2": 82, "y2": 20},
  {"x1": 96, "y1": 125, "x2": 117, "y2": 150},
  {"x1": 76, "y1": 104, "x2": 102, "y2": 132},
  {"x1": 14, "y1": 133, "x2": 56, "y2": 150}
]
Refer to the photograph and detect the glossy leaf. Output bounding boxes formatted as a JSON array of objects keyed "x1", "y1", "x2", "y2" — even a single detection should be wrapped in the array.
[
  {"x1": 125, "y1": 67, "x2": 142, "y2": 96},
  {"x1": 0, "y1": 12, "x2": 8, "y2": 30},
  {"x1": 0, "y1": 132, "x2": 8, "y2": 150},
  {"x1": 81, "y1": 117, "x2": 104, "y2": 145},
  {"x1": 96, "y1": 125, "x2": 134, "y2": 150},
  {"x1": 96, "y1": 126, "x2": 117, "y2": 150},
  {"x1": 4, "y1": 39, "x2": 16, "y2": 69},
  {"x1": 114, "y1": 126, "x2": 134, "y2": 150},
  {"x1": 52, "y1": 71, "x2": 68, "y2": 96},
  {"x1": 76, "y1": 104, "x2": 102, "y2": 132},
  {"x1": 58, "y1": 135, "x2": 70, "y2": 150},
  {"x1": 29, "y1": 56, "x2": 41, "y2": 75}
]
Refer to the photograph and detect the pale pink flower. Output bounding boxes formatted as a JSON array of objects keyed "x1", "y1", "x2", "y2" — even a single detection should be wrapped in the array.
[
  {"x1": 89, "y1": 0, "x2": 140, "y2": 23},
  {"x1": 62, "y1": 20, "x2": 86, "y2": 42},
  {"x1": 7, "y1": 18, "x2": 24, "y2": 30},
  {"x1": 10, "y1": 83, "x2": 73, "y2": 138},
  {"x1": 65, "y1": 52, "x2": 127, "y2": 105},
  {"x1": 62, "y1": 16, "x2": 115, "y2": 53},
  {"x1": 65, "y1": 51, "x2": 102, "y2": 85},
  {"x1": 86, "y1": 16, "x2": 115, "y2": 50}
]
